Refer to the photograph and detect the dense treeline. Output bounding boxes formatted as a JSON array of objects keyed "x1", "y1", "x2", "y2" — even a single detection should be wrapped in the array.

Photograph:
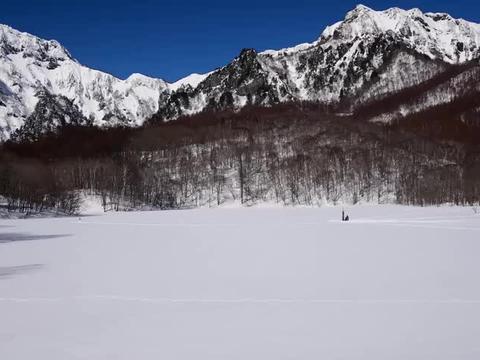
[{"x1": 1, "y1": 102, "x2": 479, "y2": 215}]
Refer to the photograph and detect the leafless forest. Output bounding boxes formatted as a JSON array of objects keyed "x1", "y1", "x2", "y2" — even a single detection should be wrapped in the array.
[{"x1": 1, "y1": 100, "x2": 479, "y2": 215}]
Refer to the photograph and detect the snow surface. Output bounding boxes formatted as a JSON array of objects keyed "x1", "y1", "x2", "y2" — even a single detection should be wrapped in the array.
[
  {"x1": 170, "y1": 72, "x2": 213, "y2": 91},
  {"x1": 1, "y1": 206, "x2": 480, "y2": 359}
]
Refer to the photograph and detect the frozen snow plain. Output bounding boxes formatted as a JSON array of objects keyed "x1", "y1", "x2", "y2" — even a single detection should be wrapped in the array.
[{"x1": 1, "y1": 205, "x2": 480, "y2": 360}]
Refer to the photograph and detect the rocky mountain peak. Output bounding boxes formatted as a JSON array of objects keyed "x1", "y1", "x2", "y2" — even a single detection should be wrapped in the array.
[
  {"x1": 321, "y1": 5, "x2": 480, "y2": 63},
  {"x1": 0, "y1": 24, "x2": 72, "y2": 64}
]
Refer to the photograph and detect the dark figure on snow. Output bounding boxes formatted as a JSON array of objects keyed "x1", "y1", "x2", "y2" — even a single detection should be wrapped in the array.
[{"x1": 342, "y1": 209, "x2": 350, "y2": 222}]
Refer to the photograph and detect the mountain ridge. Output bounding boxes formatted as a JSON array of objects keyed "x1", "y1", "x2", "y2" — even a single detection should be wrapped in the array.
[{"x1": 1, "y1": 5, "x2": 480, "y2": 140}]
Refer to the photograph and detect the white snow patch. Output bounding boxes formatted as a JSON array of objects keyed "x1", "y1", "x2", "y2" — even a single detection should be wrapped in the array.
[{"x1": 170, "y1": 72, "x2": 213, "y2": 91}]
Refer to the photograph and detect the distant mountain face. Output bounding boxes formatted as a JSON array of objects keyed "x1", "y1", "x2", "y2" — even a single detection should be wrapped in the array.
[
  {"x1": 1, "y1": 5, "x2": 480, "y2": 140},
  {"x1": 0, "y1": 24, "x2": 181, "y2": 141},
  {"x1": 155, "y1": 5, "x2": 480, "y2": 120}
]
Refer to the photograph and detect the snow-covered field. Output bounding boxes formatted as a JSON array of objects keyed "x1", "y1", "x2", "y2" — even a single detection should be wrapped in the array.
[{"x1": 1, "y1": 206, "x2": 480, "y2": 360}]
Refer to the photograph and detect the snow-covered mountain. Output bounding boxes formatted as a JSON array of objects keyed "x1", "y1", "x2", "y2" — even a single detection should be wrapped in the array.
[
  {"x1": 0, "y1": 24, "x2": 208, "y2": 140},
  {"x1": 2, "y1": 5, "x2": 480, "y2": 140},
  {"x1": 322, "y1": 5, "x2": 480, "y2": 63},
  {"x1": 155, "y1": 5, "x2": 480, "y2": 120}
]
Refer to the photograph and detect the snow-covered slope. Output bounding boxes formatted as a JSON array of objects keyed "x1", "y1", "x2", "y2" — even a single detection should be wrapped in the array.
[
  {"x1": 0, "y1": 24, "x2": 210, "y2": 140},
  {"x1": 170, "y1": 72, "x2": 213, "y2": 91},
  {"x1": 322, "y1": 5, "x2": 480, "y2": 63},
  {"x1": 2, "y1": 5, "x2": 480, "y2": 139},
  {"x1": 0, "y1": 25, "x2": 171, "y2": 139},
  {"x1": 154, "y1": 5, "x2": 480, "y2": 121}
]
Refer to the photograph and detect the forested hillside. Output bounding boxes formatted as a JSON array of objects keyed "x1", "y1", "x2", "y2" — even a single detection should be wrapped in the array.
[{"x1": 1, "y1": 101, "x2": 479, "y2": 215}]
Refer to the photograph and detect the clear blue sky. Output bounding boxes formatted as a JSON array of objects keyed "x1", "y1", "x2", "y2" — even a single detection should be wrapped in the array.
[{"x1": 1, "y1": 0, "x2": 479, "y2": 82}]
